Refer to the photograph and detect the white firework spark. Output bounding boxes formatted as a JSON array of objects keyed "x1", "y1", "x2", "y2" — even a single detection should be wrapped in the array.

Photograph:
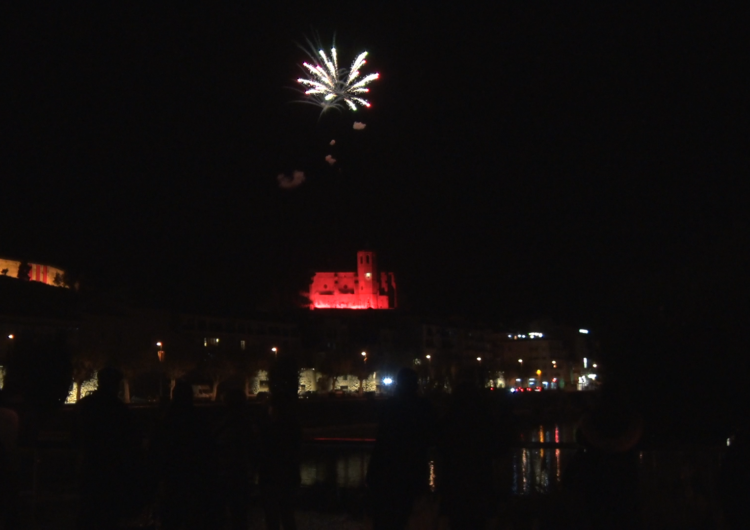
[{"x1": 297, "y1": 38, "x2": 380, "y2": 113}]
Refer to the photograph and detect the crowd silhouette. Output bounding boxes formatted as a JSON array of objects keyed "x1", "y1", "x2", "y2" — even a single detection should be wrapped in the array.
[
  {"x1": 5, "y1": 360, "x2": 743, "y2": 529},
  {"x1": 70, "y1": 365, "x2": 301, "y2": 530}
]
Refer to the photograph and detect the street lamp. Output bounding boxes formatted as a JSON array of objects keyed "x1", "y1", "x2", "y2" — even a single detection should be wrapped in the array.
[
  {"x1": 425, "y1": 354, "x2": 431, "y2": 360},
  {"x1": 8, "y1": 334, "x2": 13, "y2": 340},
  {"x1": 272, "y1": 347, "x2": 278, "y2": 356},
  {"x1": 477, "y1": 357, "x2": 482, "y2": 362},
  {"x1": 361, "y1": 351, "x2": 367, "y2": 366},
  {"x1": 156, "y1": 342, "x2": 166, "y2": 401}
]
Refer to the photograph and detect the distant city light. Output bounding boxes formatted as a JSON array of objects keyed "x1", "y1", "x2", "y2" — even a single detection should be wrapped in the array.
[
  {"x1": 383, "y1": 377, "x2": 393, "y2": 385},
  {"x1": 587, "y1": 374, "x2": 597, "y2": 379},
  {"x1": 507, "y1": 334, "x2": 512, "y2": 338},
  {"x1": 156, "y1": 342, "x2": 162, "y2": 347},
  {"x1": 579, "y1": 329, "x2": 589, "y2": 334},
  {"x1": 529, "y1": 332, "x2": 543, "y2": 338},
  {"x1": 425, "y1": 354, "x2": 431, "y2": 359},
  {"x1": 361, "y1": 351, "x2": 366, "y2": 356},
  {"x1": 476, "y1": 357, "x2": 482, "y2": 362},
  {"x1": 518, "y1": 359, "x2": 523, "y2": 363},
  {"x1": 8, "y1": 334, "x2": 13, "y2": 339},
  {"x1": 509, "y1": 388, "x2": 516, "y2": 393},
  {"x1": 583, "y1": 357, "x2": 588, "y2": 369},
  {"x1": 592, "y1": 363, "x2": 597, "y2": 368}
]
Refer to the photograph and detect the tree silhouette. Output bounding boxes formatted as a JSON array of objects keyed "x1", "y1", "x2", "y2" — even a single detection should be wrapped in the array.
[{"x1": 16, "y1": 261, "x2": 31, "y2": 281}]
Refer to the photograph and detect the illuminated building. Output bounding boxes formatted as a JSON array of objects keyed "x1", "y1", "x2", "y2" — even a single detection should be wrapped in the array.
[
  {"x1": 308, "y1": 251, "x2": 397, "y2": 310},
  {"x1": 0, "y1": 257, "x2": 66, "y2": 287}
]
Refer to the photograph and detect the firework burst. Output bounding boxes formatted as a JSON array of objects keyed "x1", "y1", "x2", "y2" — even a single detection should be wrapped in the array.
[{"x1": 297, "y1": 37, "x2": 380, "y2": 113}]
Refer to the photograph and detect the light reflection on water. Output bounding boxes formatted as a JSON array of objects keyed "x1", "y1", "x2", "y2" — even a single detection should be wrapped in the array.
[{"x1": 301, "y1": 424, "x2": 576, "y2": 496}]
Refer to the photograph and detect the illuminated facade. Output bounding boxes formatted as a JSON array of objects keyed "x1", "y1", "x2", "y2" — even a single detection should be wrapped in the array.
[
  {"x1": 308, "y1": 251, "x2": 397, "y2": 310},
  {"x1": 0, "y1": 258, "x2": 66, "y2": 287}
]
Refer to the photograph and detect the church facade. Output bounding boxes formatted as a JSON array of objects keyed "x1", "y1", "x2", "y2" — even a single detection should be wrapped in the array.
[{"x1": 308, "y1": 251, "x2": 397, "y2": 310}]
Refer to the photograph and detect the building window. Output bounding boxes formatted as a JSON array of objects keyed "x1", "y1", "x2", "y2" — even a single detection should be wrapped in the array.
[{"x1": 240, "y1": 340, "x2": 246, "y2": 350}]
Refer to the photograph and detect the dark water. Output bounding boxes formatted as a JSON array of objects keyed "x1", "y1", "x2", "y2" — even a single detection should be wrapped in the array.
[
  {"x1": 300, "y1": 423, "x2": 579, "y2": 495},
  {"x1": 299, "y1": 424, "x2": 729, "y2": 527},
  {"x1": 512, "y1": 423, "x2": 577, "y2": 495}
]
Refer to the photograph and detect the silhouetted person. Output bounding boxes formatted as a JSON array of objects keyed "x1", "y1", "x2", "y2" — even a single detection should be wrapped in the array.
[
  {"x1": 0, "y1": 389, "x2": 21, "y2": 529},
  {"x1": 151, "y1": 380, "x2": 218, "y2": 530},
  {"x1": 214, "y1": 388, "x2": 256, "y2": 530},
  {"x1": 259, "y1": 358, "x2": 302, "y2": 530},
  {"x1": 367, "y1": 368, "x2": 436, "y2": 530},
  {"x1": 74, "y1": 367, "x2": 141, "y2": 530},
  {"x1": 557, "y1": 395, "x2": 643, "y2": 529},
  {"x1": 438, "y1": 376, "x2": 498, "y2": 530},
  {"x1": 719, "y1": 424, "x2": 750, "y2": 529}
]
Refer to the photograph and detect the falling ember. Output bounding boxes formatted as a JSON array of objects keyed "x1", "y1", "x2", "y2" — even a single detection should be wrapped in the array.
[{"x1": 277, "y1": 170, "x2": 306, "y2": 189}]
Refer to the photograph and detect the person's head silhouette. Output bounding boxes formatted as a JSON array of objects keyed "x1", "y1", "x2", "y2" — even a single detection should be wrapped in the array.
[
  {"x1": 222, "y1": 388, "x2": 246, "y2": 409},
  {"x1": 97, "y1": 367, "x2": 123, "y2": 398},
  {"x1": 395, "y1": 368, "x2": 419, "y2": 397},
  {"x1": 171, "y1": 380, "x2": 194, "y2": 407}
]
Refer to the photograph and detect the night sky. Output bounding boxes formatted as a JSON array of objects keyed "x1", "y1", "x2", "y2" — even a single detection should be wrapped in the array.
[{"x1": 3, "y1": 4, "x2": 746, "y2": 335}]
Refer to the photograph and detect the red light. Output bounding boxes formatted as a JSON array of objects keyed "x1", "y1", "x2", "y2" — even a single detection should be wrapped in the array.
[{"x1": 308, "y1": 251, "x2": 396, "y2": 310}]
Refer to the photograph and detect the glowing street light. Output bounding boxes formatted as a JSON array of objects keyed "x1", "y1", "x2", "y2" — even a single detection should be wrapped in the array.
[
  {"x1": 271, "y1": 347, "x2": 278, "y2": 356},
  {"x1": 156, "y1": 342, "x2": 166, "y2": 399},
  {"x1": 425, "y1": 354, "x2": 431, "y2": 360},
  {"x1": 8, "y1": 334, "x2": 14, "y2": 339},
  {"x1": 476, "y1": 357, "x2": 482, "y2": 362}
]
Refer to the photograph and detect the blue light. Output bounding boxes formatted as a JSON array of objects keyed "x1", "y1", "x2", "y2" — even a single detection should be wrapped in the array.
[{"x1": 383, "y1": 377, "x2": 393, "y2": 386}]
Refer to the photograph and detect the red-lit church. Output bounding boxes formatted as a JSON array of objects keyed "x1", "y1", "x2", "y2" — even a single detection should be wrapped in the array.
[{"x1": 308, "y1": 251, "x2": 397, "y2": 310}]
